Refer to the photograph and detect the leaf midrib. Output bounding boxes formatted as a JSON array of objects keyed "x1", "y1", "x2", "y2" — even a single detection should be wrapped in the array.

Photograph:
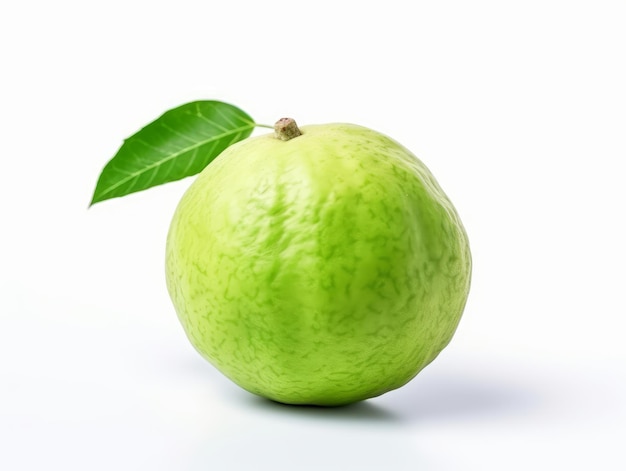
[{"x1": 98, "y1": 122, "x2": 254, "y2": 198}]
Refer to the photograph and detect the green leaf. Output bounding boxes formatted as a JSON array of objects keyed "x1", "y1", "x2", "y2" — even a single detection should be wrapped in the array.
[{"x1": 91, "y1": 100, "x2": 256, "y2": 205}]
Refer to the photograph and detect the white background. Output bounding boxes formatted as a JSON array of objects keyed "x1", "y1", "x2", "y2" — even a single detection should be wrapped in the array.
[{"x1": 1, "y1": 1, "x2": 625, "y2": 469}]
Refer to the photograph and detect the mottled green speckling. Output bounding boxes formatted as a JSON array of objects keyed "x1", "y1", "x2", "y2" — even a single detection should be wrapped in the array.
[{"x1": 165, "y1": 123, "x2": 471, "y2": 406}]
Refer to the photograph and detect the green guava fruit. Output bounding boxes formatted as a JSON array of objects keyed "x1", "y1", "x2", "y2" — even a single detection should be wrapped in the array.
[{"x1": 165, "y1": 119, "x2": 471, "y2": 406}]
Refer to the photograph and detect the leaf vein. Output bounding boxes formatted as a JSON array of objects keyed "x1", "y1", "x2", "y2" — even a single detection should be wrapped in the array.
[{"x1": 98, "y1": 124, "x2": 254, "y2": 198}]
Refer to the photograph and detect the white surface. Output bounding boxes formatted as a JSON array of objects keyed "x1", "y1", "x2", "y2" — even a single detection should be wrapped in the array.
[{"x1": 1, "y1": 1, "x2": 625, "y2": 470}]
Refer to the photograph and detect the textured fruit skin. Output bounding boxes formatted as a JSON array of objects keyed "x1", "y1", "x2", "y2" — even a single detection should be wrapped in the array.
[{"x1": 166, "y1": 123, "x2": 471, "y2": 406}]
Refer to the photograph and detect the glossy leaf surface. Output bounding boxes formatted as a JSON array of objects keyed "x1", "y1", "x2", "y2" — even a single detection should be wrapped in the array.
[{"x1": 91, "y1": 101, "x2": 255, "y2": 204}]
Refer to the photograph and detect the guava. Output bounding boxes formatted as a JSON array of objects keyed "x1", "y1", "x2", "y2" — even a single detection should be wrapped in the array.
[{"x1": 165, "y1": 118, "x2": 471, "y2": 406}]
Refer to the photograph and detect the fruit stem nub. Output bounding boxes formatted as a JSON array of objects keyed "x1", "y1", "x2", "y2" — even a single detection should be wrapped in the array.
[{"x1": 274, "y1": 118, "x2": 302, "y2": 141}]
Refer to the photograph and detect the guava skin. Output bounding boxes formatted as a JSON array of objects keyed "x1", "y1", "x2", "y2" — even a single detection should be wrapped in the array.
[{"x1": 165, "y1": 123, "x2": 471, "y2": 406}]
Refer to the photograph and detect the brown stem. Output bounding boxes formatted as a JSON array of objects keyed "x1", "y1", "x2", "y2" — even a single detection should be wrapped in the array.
[{"x1": 274, "y1": 118, "x2": 302, "y2": 141}]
